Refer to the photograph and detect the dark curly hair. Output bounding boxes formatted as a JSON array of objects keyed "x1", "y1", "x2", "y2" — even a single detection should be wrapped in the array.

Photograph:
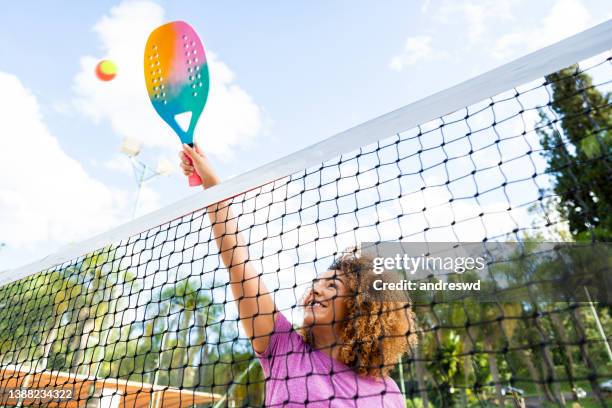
[{"x1": 299, "y1": 252, "x2": 418, "y2": 378}]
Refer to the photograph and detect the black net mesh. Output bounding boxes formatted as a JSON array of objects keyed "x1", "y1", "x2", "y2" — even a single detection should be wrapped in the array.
[{"x1": 0, "y1": 53, "x2": 611, "y2": 407}]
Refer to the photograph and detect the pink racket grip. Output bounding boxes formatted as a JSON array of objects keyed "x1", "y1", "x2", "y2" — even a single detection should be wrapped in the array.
[
  {"x1": 186, "y1": 156, "x2": 202, "y2": 187},
  {"x1": 188, "y1": 172, "x2": 202, "y2": 187}
]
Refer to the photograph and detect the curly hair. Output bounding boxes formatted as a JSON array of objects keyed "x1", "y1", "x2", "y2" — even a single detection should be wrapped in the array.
[{"x1": 299, "y1": 252, "x2": 418, "y2": 378}]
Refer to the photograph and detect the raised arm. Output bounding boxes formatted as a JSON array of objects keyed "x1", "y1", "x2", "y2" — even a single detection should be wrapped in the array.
[{"x1": 181, "y1": 144, "x2": 276, "y2": 354}]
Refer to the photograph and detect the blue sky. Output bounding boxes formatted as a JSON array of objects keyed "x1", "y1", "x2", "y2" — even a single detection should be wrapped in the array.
[{"x1": 0, "y1": 0, "x2": 610, "y2": 271}]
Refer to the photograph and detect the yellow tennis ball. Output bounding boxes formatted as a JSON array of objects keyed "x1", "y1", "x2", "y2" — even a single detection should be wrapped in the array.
[{"x1": 95, "y1": 60, "x2": 118, "y2": 81}]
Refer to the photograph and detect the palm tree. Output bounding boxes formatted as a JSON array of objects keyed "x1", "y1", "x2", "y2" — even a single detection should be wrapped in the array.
[
  {"x1": 90, "y1": 268, "x2": 138, "y2": 378},
  {"x1": 59, "y1": 249, "x2": 119, "y2": 374},
  {"x1": 37, "y1": 270, "x2": 81, "y2": 370},
  {"x1": 156, "y1": 279, "x2": 217, "y2": 389},
  {"x1": 487, "y1": 241, "x2": 565, "y2": 406}
]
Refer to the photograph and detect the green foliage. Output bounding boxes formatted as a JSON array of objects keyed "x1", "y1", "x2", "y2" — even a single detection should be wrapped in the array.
[
  {"x1": 537, "y1": 65, "x2": 612, "y2": 241},
  {"x1": 405, "y1": 397, "x2": 432, "y2": 408},
  {"x1": 427, "y1": 330, "x2": 463, "y2": 406},
  {"x1": 470, "y1": 352, "x2": 491, "y2": 396}
]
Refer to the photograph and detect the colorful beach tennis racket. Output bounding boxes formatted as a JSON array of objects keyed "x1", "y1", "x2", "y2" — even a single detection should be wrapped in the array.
[{"x1": 144, "y1": 21, "x2": 210, "y2": 186}]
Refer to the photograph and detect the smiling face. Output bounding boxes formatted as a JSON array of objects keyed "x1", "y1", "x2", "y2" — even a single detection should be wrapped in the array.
[
  {"x1": 302, "y1": 269, "x2": 350, "y2": 328},
  {"x1": 298, "y1": 253, "x2": 418, "y2": 378}
]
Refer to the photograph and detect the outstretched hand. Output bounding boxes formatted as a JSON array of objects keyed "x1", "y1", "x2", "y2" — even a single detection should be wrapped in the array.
[{"x1": 180, "y1": 144, "x2": 220, "y2": 189}]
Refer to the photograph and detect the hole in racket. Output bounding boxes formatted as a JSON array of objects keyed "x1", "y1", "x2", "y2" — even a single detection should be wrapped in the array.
[{"x1": 174, "y1": 112, "x2": 193, "y2": 132}]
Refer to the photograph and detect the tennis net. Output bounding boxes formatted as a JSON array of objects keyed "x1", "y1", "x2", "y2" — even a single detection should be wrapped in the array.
[{"x1": 1, "y1": 21, "x2": 611, "y2": 407}]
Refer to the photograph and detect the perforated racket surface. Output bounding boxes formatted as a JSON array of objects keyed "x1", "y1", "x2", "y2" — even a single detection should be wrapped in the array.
[{"x1": 145, "y1": 21, "x2": 210, "y2": 186}]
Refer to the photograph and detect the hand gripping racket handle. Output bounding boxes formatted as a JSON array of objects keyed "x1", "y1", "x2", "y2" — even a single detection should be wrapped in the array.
[{"x1": 187, "y1": 144, "x2": 203, "y2": 187}]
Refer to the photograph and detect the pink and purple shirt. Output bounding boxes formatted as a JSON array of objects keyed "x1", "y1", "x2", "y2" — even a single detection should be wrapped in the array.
[{"x1": 256, "y1": 312, "x2": 405, "y2": 407}]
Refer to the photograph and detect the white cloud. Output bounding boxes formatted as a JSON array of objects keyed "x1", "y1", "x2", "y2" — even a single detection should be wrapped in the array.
[
  {"x1": 492, "y1": 0, "x2": 593, "y2": 59},
  {"x1": 72, "y1": 0, "x2": 264, "y2": 160},
  {"x1": 421, "y1": 0, "x2": 432, "y2": 13},
  {"x1": 389, "y1": 36, "x2": 448, "y2": 72},
  {"x1": 0, "y1": 71, "x2": 129, "y2": 248},
  {"x1": 393, "y1": 0, "x2": 606, "y2": 75},
  {"x1": 197, "y1": 52, "x2": 264, "y2": 158},
  {"x1": 437, "y1": 0, "x2": 518, "y2": 45}
]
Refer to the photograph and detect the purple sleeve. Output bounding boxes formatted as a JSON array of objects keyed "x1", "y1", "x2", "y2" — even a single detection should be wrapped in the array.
[{"x1": 255, "y1": 312, "x2": 295, "y2": 376}]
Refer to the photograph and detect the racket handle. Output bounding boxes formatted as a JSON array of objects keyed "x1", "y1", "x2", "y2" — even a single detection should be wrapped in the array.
[
  {"x1": 188, "y1": 172, "x2": 202, "y2": 187},
  {"x1": 186, "y1": 155, "x2": 202, "y2": 187}
]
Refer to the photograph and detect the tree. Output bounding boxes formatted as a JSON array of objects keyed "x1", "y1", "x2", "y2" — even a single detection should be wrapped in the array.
[
  {"x1": 155, "y1": 279, "x2": 222, "y2": 389},
  {"x1": 426, "y1": 330, "x2": 462, "y2": 407},
  {"x1": 537, "y1": 65, "x2": 612, "y2": 241},
  {"x1": 0, "y1": 269, "x2": 82, "y2": 370},
  {"x1": 59, "y1": 248, "x2": 128, "y2": 375},
  {"x1": 537, "y1": 66, "x2": 611, "y2": 404}
]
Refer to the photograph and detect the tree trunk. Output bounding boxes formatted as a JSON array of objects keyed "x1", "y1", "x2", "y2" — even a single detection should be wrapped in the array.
[
  {"x1": 540, "y1": 338, "x2": 565, "y2": 405},
  {"x1": 570, "y1": 306, "x2": 606, "y2": 405},
  {"x1": 195, "y1": 313, "x2": 209, "y2": 390},
  {"x1": 78, "y1": 318, "x2": 97, "y2": 374},
  {"x1": 463, "y1": 326, "x2": 479, "y2": 402},
  {"x1": 69, "y1": 307, "x2": 91, "y2": 373},
  {"x1": 414, "y1": 343, "x2": 429, "y2": 407},
  {"x1": 549, "y1": 311, "x2": 579, "y2": 401},
  {"x1": 181, "y1": 309, "x2": 196, "y2": 388},
  {"x1": 483, "y1": 335, "x2": 503, "y2": 407},
  {"x1": 174, "y1": 308, "x2": 191, "y2": 388},
  {"x1": 525, "y1": 306, "x2": 565, "y2": 406},
  {"x1": 197, "y1": 343, "x2": 210, "y2": 390},
  {"x1": 520, "y1": 349, "x2": 548, "y2": 404},
  {"x1": 91, "y1": 297, "x2": 119, "y2": 378},
  {"x1": 39, "y1": 313, "x2": 64, "y2": 370}
]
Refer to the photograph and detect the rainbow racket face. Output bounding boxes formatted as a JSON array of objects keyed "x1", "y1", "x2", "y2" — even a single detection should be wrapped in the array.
[{"x1": 144, "y1": 21, "x2": 210, "y2": 145}]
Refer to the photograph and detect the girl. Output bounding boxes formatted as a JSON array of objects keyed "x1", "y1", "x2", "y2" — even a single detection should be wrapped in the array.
[{"x1": 180, "y1": 144, "x2": 418, "y2": 407}]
